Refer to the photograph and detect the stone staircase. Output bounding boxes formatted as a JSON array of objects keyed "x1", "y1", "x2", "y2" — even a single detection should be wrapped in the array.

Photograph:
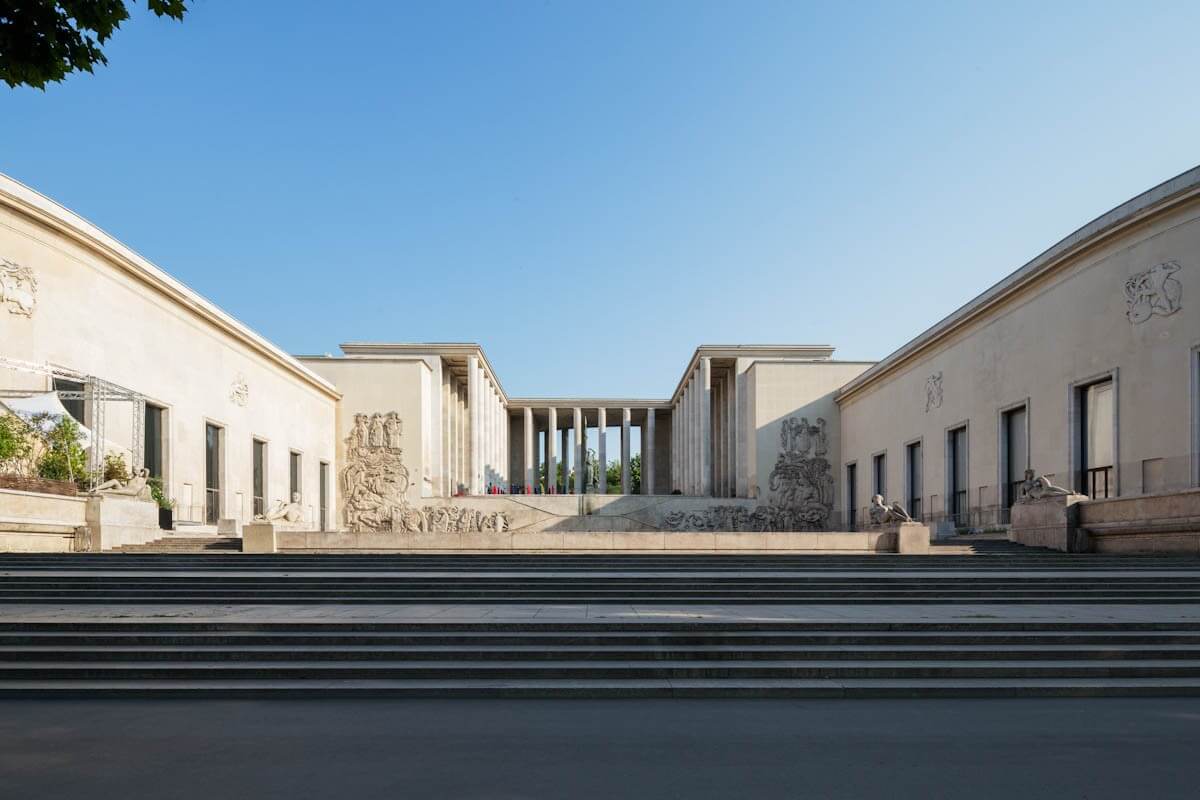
[
  {"x1": 0, "y1": 619, "x2": 1198, "y2": 697},
  {"x1": 111, "y1": 537, "x2": 241, "y2": 554}
]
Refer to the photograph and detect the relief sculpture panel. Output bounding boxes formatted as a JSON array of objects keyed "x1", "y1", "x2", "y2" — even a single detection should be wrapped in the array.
[
  {"x1": 662, "y1": 416, "x2": 834, "y2": 532},
  {"x1": 341, "y1": 412, "x2": 506, "y2": 534}
]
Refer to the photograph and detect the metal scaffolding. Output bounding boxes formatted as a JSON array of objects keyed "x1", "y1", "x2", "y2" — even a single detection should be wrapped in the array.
[{"x1": 0, "y1": 357, "x2": 147, "y2": 490}]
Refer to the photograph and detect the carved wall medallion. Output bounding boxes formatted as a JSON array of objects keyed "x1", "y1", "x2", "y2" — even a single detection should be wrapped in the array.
[
  {"x1": 924, "y1": 372, "x2": 943, "y2": 413},
  {"x1": 661, "y1": 416, "x2": 834, "y2": 532},
  {"x1": 0, "y1": 259, "x2": 37, "y2": 317},
  {"x1": 340, "y1": 411, "x2": 506, "y2": 534},
  {"x1": 229, "y1": 374, "x2": 249, "y2": 407},
  {"x1": 1125, "y1": 260, "x2": 1182, "y2": 324}
]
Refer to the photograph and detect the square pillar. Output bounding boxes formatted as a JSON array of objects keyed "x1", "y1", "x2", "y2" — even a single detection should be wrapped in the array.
[
  {"x1": 467, "y1": 356, "x2": 482, "y2": 494},
  {"x1": 573, "y1": 407, "x2": 584, "y2": 494},
  {"x1": 644, "y1": 409, "x2": 655, "y2": 495},
  {"x1": 546, "y1": 408, "x2": 557, "y2": 494},
  {"x1": 700, "y1": 357, "x2": 712, "y2": 497},
  {"x1": 523, "y1": 407, "x2": 534, "y2": 493},
  {"x1": 597, "y1": 408, "x2": 608, "y2": 494},
  {"x1": 621, "y1": 407, "x2": 631, "y2": 494}
]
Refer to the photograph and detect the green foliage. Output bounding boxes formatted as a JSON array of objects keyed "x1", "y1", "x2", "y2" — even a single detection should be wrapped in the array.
[
  {"x1": 0, "y1": 412, "x2": 35, "y2": 470},
  {"x1": 34, "y1": 414, "x2": 88, "y2": 485},
  {"x1": 0, "y1": 1, "x2": 189, "y2": 89},
  {"x1": 102, "y1": 451, "x2": 130, "y2": 483},
  {"x1": 148, "y1": 477, "x2": 174, "y2": 510},
  {"x1": 606, "y1": 453, "x2": 642, "y2": 494}
]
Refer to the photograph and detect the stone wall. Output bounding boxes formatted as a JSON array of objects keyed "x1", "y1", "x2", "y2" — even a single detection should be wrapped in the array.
[
  {"x1": 0, "y1": 486, "x2": 87, "y2": 552},
  {"x1": 1079, "y1": 488, "x2": 1200, "y2": 553}
]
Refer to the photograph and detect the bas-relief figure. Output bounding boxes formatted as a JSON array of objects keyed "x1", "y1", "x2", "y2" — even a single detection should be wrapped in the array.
[
  {"x1": 340, "y1": 411, "x2": 507, "y2": 534},
  {"x1": 662, "y1": 415, "x2": 835, "y2": 532},
  {"x1": 924, "y1": 372, "x2": 943, "y2": 413},
  {"x1": 868, "y1": 494, "x2": 912, "y2": 526},
  {"x1": 1017, "y1": 469, "x2": 1072, "y2": 503},
  {"x1": 257, "y1": 491, "x2": 303, "y2": 524},
  {"x1": 0, "y1": 259, "x2": 37, "y2": 317},
  {"x1": 1125, "y1": 260, "x2": 1182, "y2": 324},
  {"x1": 229, "y1": 374, "x2": 249, "y2": 407},
  {"x1": 93, "y1": 467, "x2": 154, "y2": 502}
]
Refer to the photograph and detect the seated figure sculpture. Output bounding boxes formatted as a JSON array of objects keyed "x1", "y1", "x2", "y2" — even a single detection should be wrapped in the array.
[
  {"x1": 868, "y1": 494, "x2": 913, "y2": 526},
  {"x1": 257, "y1": 492, "x2": 304, "y2": 524},
  {"x1": 1017, "y1": 469, "x2": 1072, "y2": 502},
  {"x1": 93, "y1": 467, "x2": 154, "y2": 502}
]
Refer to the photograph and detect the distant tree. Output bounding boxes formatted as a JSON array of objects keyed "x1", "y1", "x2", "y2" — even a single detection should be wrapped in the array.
[
  {"x1": 605, "y1": 453, "x2": 642, "y2": 494},
  {"x1": 0, "y1": 1, "x2": 189, "y2": 89}
]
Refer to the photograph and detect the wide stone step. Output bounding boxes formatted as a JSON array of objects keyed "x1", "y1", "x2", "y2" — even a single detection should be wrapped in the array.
[
  {"x1": 4, "y1": 659, "x2": 1200, "y2": 679},
  {"x1": 0, "y1": 676, "x2": 1196, "y2": 698},
  {"x1": 6, "y1": 643, "x2": 1200, "y2": 662}
]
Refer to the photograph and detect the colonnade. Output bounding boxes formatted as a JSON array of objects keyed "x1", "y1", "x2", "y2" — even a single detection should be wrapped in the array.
[
  {"x1": 441, "y1": 356, "x2": 508, "y2": 495},
  {"x1": 670, "y1": 356, "x2": 738, "y2": 497},
  {"x1": 517, "y1": 406, "x2": 658, "y2": 495}
]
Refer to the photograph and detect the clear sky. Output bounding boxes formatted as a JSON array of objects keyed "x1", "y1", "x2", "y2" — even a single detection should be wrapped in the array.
[{"x1": 2, "y1": 1, "x2": 1199, "y2": 398}]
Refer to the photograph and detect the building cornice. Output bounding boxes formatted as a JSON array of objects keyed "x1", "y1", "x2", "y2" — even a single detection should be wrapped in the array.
[
  {"x1": 836, "y1": 164, "x2": 1200, "y2": 405},
  {"x1": 336, "y1": 342, "x2": 509, "y2": 401},
  {"x1": 0, "y1": 173, "x2": 341, "y2": 401},
  {"x1": 668, "y1": 345, "x2": 835, "y2": 404}
]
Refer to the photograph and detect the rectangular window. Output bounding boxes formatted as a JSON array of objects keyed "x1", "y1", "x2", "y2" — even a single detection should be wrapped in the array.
[
  {"x1": 906, "y1": 441, "x2": 922, "y2": 520},
  {"x1": 948, "y1": 426, "x2": 968, "y2": 525},
  {"x1": 846, "y1": 463, "x2": 857, "y2": 531},
  {"x1": 319, "y1": 461, "x2": 329, "y2": 532},
  {"x1": 252, "y1": 439, "x2": 266, "y2": 518},
  {"x1": 872, "y1": 453, "x2": 886, "y2": 500},
  {"x1": 1002, "y1": 406, "x2": 1028, "y2": 509},
  {"x1": 205, "y1": 423, "x2": 222, "y2": 524},
  {"x1": 1080, "y1": 380, "x2": 1114, "y2": 499},
  {"x1": 144, "y1": 403, "x2": 165, "y2": 480},
  {"x1": 289, "y1": 451, "x2": 302, "y2": 503}
]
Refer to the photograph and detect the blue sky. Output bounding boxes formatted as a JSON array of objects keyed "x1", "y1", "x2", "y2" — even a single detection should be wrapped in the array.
[{"x1": 3, "y1": 1, "x2": 1199, "y2": 398}]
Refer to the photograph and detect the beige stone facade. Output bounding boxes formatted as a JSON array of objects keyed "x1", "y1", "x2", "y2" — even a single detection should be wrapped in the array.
[{"x1": 2, "y1": 164, "x2": 1199, "y2": 548}]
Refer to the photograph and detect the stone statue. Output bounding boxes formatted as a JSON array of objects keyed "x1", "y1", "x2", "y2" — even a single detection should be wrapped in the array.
[
  {"x1": 384, "y1": 412, "x2": 402, "y2": 449},
  {"x1": 94, "y1": 467, "x2": 154, "y2": 502},
  {"x1": 1018, "y1": 469, "x2": 1071, "y2": 502},
  {"x1": 868, "y1": 494, "x2": 912, "y2": 526},
  {"x1": 368, "y1": 413, "x2": 385, "y2": 448},
  {"x1": 258, "y1": 491, "x2": 303, "y2": 524}
]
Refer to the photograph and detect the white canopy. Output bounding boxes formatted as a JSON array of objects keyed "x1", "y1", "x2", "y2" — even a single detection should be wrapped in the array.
[{"x1": 1, "y1": 392, "x2": 94, "y2": 448}]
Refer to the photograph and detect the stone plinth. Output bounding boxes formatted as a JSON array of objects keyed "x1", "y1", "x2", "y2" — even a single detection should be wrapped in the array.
[
  {"x1": 217, "y1": 518, "x2": 239, "y2": 536},
  {"x1": 243, "y1": 522, "x2": 277, "y2": 553},
  {"x1": 84, "y1": 495, "x2": 161, "y2": 551},
  {"x1": 896, "y1": 522, "x2": 931, "y2": 554},
  {"x1": 1010, "y1": 494, "x2": 1089, "y2": 552}
]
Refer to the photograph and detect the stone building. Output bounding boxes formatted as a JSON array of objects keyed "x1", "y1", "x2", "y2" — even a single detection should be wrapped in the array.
[{"x1": 1, "y1": 165, "x2": 1197, "y2": 548}]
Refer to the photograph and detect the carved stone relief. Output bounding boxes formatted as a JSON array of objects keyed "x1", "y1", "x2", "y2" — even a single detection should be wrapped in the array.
[
  {"x1": 340, "y1": 411, "x2": 506, "y2": 534},
  {"x1": 229, "y1": 374, "x2": 249, "y2": 407},
  {"x1": 661, "y1": 415, "x2": 834, "y2": 532},
  {"x1": 1125, "y1": 260, "x2": 1182, "y2": 324},
  {"x1": 924, "y1": 372, "x2": 943, "y2": 413},
  {"x1": 0, "y1": 259, "x2": 37, "y2": 317}
]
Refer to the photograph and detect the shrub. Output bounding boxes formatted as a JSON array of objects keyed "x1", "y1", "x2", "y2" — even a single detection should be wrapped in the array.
[
  {"x1": 35, "y1": 415, "x2": 89, "y2": 487},
  {"x1": 0, "y1": 413, "x2": 35, "y2": 474},
  {"x1": 103, "y1": 452, "x2": 130, "y2": 483}
]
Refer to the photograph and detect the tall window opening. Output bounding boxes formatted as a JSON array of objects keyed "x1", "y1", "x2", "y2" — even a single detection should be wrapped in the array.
[
  {"x1": 948, "y1": 426, "x2": 968, "y2": 526},
  {"x1": 1002, "y1": 406, "x2": 1028, "y2": 509},
  {"x1": 144, "y1": 403, "x2": 165, "y2": 481},
  {"x1": 205, "y1": 423, "x2": 222, "y2": 524},
  {"x1": 1079, "y1": 380, "x2": 1114, "y2": 498},
  {"x1": 872, "y1": 453, "x2": 886, "y2": 500},
  {"x1": 846, "y1": 463, "x2": 857, "y2": 531},
  {"x1": 252, "y1": 439, "x2": 266, "y2": 518},
  {"x1": 906, "y1": 441, "x2": 922, "y2": 520}
]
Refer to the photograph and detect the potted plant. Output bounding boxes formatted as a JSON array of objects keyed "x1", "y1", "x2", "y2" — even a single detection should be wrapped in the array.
[{"x1": 149, "y1": 478, "x2": 176, "y2": 530}]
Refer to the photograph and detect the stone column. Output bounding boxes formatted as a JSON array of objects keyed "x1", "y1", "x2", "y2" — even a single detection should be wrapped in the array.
[
  {"x1": 546, "y1": 407, "x2": 557, "y2": 494},
  {"x1": 573, "y1": 407, "x2": 583, "y2": 494},
  {"x1": 621, "y1": 407, "x2": 631, "y2": 494},
  {"x1": 561, "y1": 426, "x2": 570, "y2": 493},
  {"x1": 644, "y1": 409, "x2": 655, "y2": 495},
  {"x1": 700, "y1": 357, "x2": 712, "y2": 497},
  {"x1": 523, "y1": 408, "x2": 533, "y2": 493},
  {"x1": 597, "y1": 407, "x2": 608, "y2": 494},
  {"x1": 467, "y1": 356, "x2": 482, "y2": 494}
]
